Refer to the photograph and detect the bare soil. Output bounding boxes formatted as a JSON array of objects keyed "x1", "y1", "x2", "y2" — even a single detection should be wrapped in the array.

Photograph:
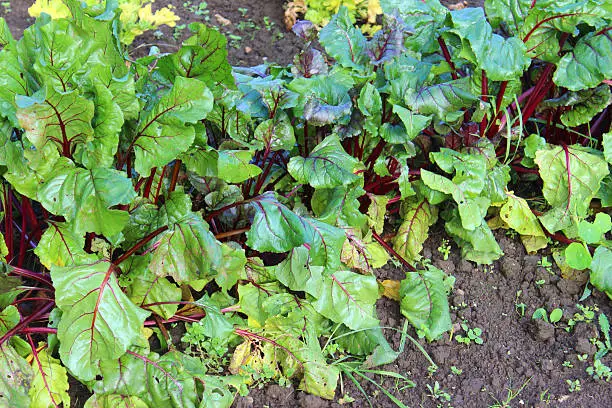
[{"x1": 1, "y1": 1, "x2": 610, "y2": 407}]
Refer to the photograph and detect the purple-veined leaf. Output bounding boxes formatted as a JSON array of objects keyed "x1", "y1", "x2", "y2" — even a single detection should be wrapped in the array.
[
  {"x1": 319, "y1": 6, "x2": 367, "y2": 70},
  {"x1": 393, "y1": 198, "x2": 438, "y2": 263},
  {"x1": 35, "y1": 222, "x2": 97, "y2": 268},
  {"x1": 17, "y1": 87, "x2": 95, "y2": 155},
  {"x1": 367, "y1": 13, "x2": 405, "y2": 65},
  {"x1": 52, "y1": 261, "x2": 150, "y2": 381},
  {"x1": 246, "y1": 192, "x2": 346, "y2": 269},
  {"x1": 292, "y1": 48, "x2": 328, "y2": 78},
  {"x1": 0, "y1": 343, "x2": 32, "y2": 407},
  {"x1": 132, "y1": 77, "x2": 213, "y2": 175},
  {"x1": 288, "y1": 135, "x2": 360, "y2": 189},
  {"x1": 400, "y1": 264, "x2": 453, "y2": 341},
  {"x1": 407, "y1": 79, "x2": 478, "y2": 122},
  {"x1": 535, "y1": 145, "x2": 609, "y2": 233},
  {"x1": 29, "y1": 348, "x2": 71, "y2": 408},
  {"x1": 312, "y1": 270, "x2": 379, "y2": 330},
  {"x1": 38, "y1": 162, "x2": 136, "y2": 236},
  {"x1": 553, "y1": 33, "x2": 612, "y2": 91},
  {"x1": 84, "y1": 394, "x2": 148, "y2": 408}
]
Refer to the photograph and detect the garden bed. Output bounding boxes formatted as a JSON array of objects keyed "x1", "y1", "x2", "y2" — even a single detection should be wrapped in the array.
[{"x1": 0, "y1": 1, "x2": 610, "y2": 407}]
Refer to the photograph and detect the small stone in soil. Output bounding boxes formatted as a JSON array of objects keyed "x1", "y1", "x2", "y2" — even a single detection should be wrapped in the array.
[
  {"x1": 501, "y1": 257, "x2": 521, "y2": 279},
  {"x1": 575, "y1": 337, "x2": 597, "y2": 355}
]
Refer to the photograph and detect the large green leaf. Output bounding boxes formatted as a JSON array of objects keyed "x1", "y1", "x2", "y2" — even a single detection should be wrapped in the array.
[
  {"x1": 17, "y1": 87, "x2": 95, "y2": 154},
  {"x1": 133, "y1": 77, "x2": 213, "y2": 175},
  {"x1": 500, "y1": 193, "x2": 547, "y2": 253},
  {"x1": 52, "y1": 262, "x2": 150, "y2": 381},
  {"x1": 35, "y1": 222, "x2": 95, "y2": 268},
  {"x1": 149, "y1": 194, "x2": 223, "y2": 284},
  {"x1": 158, "y1": 23, "x2": 235, "y2": 91},
  {"x1": 393, "y1": 198, "x2": 438, "y2": 263},
  {"x1": 318, "y1": 6, "x2": 367, "y2": 70},
  {"x1": 406, "y1": 79, "x2": 478, "y2": 122},
  {"x1": 246, "y1": 192, "x2": 346, "y2": 269},
  {"x1": 275, "y1": 246, "x2": 324, "y2": 297},
  {"x1": 553, "y1": 33, "x2": 612, "y2": 91},
  {"x1": 544, "y1": 85, "x2": 612, "y2": 127},
  {"x1": 400, "y1": 265, "x2": 453, "y2": 341},
  {"x1": 535, "y1": 145, "x2": 609, "y2": 232},
  {"x1": 38, "y1": 163, "x2": 136, "y2": 236},
  {"x1": 445, "y1": 209, "x2": 503, "y2": 264},
  {"x1": 313, "y1": 270, "x2": 379, "y2": 330},
  {"x1": 29, "y1": 348, "x2": 71, "y2": 408},
  {"x1": 288, "y1": 135, "x2": 360, "y2": 189},
  {"x1": 449, "y1": 7, "x2": 530, "y2": 81}
]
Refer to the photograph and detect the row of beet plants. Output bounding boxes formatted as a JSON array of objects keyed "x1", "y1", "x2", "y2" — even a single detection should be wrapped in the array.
[{"x1": 0, "y1": 0, "x2": 610, "y2": 406}]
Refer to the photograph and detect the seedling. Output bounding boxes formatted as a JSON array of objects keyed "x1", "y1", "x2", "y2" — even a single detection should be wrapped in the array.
[
  {"x1": 532, "y1": 307, "x2": 563, "y2": 324},
  {"x1": 538, "y1": 256, "x2": 553, "y2": 273},
  {"x1": 1, "y1": 1, "x2": 10, "y2": 13},
  {"x1": 238, "y1": 7, "x2": 248, "y2": 17},
  {"x1": 489, "y1": 377, "x2": 530, "y2": 408},
  {"x1": 535, "y1": 279, "x2": 545, "y2": 287},
  {"x1": 566, "y1": 379, "x2": 581, "y2": 393},
  {"x1": 562, "y1": 361, "x2": 573, "y2": 368},
  {"x1": 426, "y1": 381, "x2": 451, "y2": 402},
  {"x1": 514, "y1": 291, "x2": 526, "y2": 317},
  {"x1": 438, "y1": 238, "x2": 451, "y2": 260},
  {"x1": 456, "y1": 321, "x2": 484, "y2": 345},
  {"x1": 450, "y1": 366, "x2": 463, "y2": 375}
]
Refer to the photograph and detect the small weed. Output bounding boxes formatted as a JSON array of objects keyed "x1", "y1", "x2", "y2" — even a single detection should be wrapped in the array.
[
  {"x1": 535, "y1": 279, "x2": 545, "y2": 287},
  {"x1": 577, "y1": 353, "x2": 588, "y2": 361},
  {"x1": 427, "y1": 364, "x2": 438, "y2": 376},
  {"x1": 538, "y1": 256, "x2": 553, "y2": 273},
  {"x1": 566, "y1": 379, "x2": 581, "y2": 393},
  {"x1": 532, "y1": 307, "x2": 563, "y2": 324},
  {"x1": 438, "y1": 238, "x2": 451, "y2": 260},
  {"x1": 238, "y1": 7, "x2": 248, "y2": 17},
  {"x1": 263, "y1": 16, "x2": 275, "y2": 31},
  {"x1": 456, "y1": 321, "x2": 484, "y2": 345},
  {"x1": 562, "y1": 360, "x2": 573, "y2": 368},
  {"x1": 539, "y1": 389, "x2": 551, "y2": 404},
  {"x1": 427, "y1": 381, "x2": 451, "y2": 402},
  {"x1": 489, "y1": 377, "x2": 530, "y2": 408},
  {"x1": 450, "y1": 366, "x2": 463, "y2": 375},
  {"x1": 514, "y1": 291, "x2": 526, "y2": 317},
  {"x1": 1, "y1": 1, "x2": 10, "y2": 13},
  {"x1": 173, "y1": 24, "x2": 187, "y2": 40}
]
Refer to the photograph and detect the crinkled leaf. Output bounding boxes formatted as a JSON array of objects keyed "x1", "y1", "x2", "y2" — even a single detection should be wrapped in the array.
[
  {"x1": 313, "y1": 270, "x2": 379, "y2": 330},
  {"x1": 406, "y1": 79, "x2": 478, "y2": 122},
  {"x1": 193, "y1": 295, "x2": 235, "y2": 340},
  {"x1": 29, "y1": 348, "x2": 70, "y2": 408},
  {"x1": 393, "y1": 198, "x2": 438, "y2": 263},
  {"x1": 367, "y1": 13, "x2": 405, "y2": 65},
  {"x1": 149, "y1": 196, "x2": 222, "y2": 284},
  {"x1": 590, "y1": 246, "x2": 612, "y2": 299},
  {"x1": 133, "y1": 77, "x2": 213, "y2": 175},
  {"x1": 368, "y1": 195, "x2": 390, "y2": 234},
  {"x1": 553, "y1": 33, "x2": 612, "y2": 91},
  {"x1": 389, "y1": 105, "x2": 431, "y2": 143},
  {"x1": 288, "y1": 135, "x2": 360, "y2": 189},
  {"x1": 341, "y1": 231, "x2": 390, "y2": 273},
  {"x1": 603, "y1": 132, "x2": 612, "y2": 164},
  {"x1": 254, "y1": 116, "x2": 295, "y2": 152},
  {"x1": 311, "y1": 184, "x2": 367, "y2": 229},
  {"x1": 400, "y1": 265, "x2": 453, "y2": 341},
  {"x1": 275, "y1": 246, "x2": 324, "y2": 297},
  {"x1": 246, "y1": 192, "x2": 346, "y2": 269},
  {"x1": 319, "y1": 6, "x2": 367, "y2": 70},
  {"x1": 535, "y1": 145, "x2": 609, "y2": 232},
  {"x1": 445, "y1": 209, "x2": 503, "y2": 264},
  {"x1": 52, "y1": 261, "x2": 150, "y2": 381},
  {"x1": 214, "y1": 243, "x2": 246, "y2": 292},
  {"x1": 38, "y1": 164, "x2": 136, "y2": 236},
  {"x1": 158, "y1": 23, "x2": 235, "y2": 91},
  {"x1": 544, "y1": 85, "x2": 612, "y2": 127}
]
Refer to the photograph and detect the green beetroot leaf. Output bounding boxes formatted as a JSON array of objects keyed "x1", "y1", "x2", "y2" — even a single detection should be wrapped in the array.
[
  {"x1": 182, "y1": 146, "x2": 262, "y2": 183},
  {"x1": 35, "y1": 222, "x2": 97, "y2": 268},
  {"x1": 444, "y1": 209, "x2": 503, "y2": 264},
  {"x1": 275, "y1": 246, "x2": 325, "y2": 297},
  {"x1": 564, "y1": 242, "x2": 592, "y2": 270},
  {"x1": 448, "y1": 7, "x2": 530, "y2": 81},
  {"x1": 28, "y1": 348, "x2": 71, "y2": 408},
  {"x1": 52, "y1": 261, "x2": 150, "y2": 381},
  {"x1": 84, "y1": 394, "x2": 148, "y2": 408},
  {"x1": 553, "y1": 33, "x2": 612, "y2": 91},
  {"x1": 157, "y1": 23, "x2": 236, "y2": 92},
  {"x1": 247, "y1": 192, "x2": 346, "y2": 269},
  {"x1": 500, "y1": 194, "x2": 547, "y2": 253},
  {"x1": 125, "y1": 254, "x2": 182, "y2": 320},
  {"x1": 311, "y1": 183, "x2": 367, "y2": 229},
  {"x1": 544, "y1": 85, "x2": 612, "y2": 128},
  {"x1": 367, "y1": 13, "x2": 406, "y2": 65},
  {"x1": 149, "y1": 193, "x2": 223, "y2": 285},
  {"x1": 312, "y1": 270, "x2": 380, "y2": 330},
  {"x1": 132, "y1": 76, "x2": 214, "y2": 175},
  {"x1": 393, "y1": 198, "x2": 438, "y2": 263},
  {"x1": 17, "y1": 87, "x2": 95, "y2": 154},
  {"x1": 603, "y1": 132, "x2": 612, "y2": 164},
  {"x1": 318, "y1": 6, "x2": 368, "y2": 71},
  {"x1": 535, "y1": 145, "x2": 609, "y2": 233},
  {"x1": 590, "y1": 246, "x2": 612, "y2": 299},
  {"x1": 400, "y1": 264, "x2": 453, "y2": 341},
  {"x1": 406, "y1": 79, "x2": 478, "y2": 122},
  {"x1": 288, "y1": 135, "x2": 360, "y2": 189},
  {"x1": 38, "y1": 162, "x2": 136, "y2": 236}
]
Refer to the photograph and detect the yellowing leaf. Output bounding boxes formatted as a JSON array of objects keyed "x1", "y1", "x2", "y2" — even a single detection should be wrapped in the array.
[
  {"x1": 380, "y1": 279, "x2": 400, "y2": 301},
  {"x1": 28, "y1": 347, "x2": 70, "y2": 408}
]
